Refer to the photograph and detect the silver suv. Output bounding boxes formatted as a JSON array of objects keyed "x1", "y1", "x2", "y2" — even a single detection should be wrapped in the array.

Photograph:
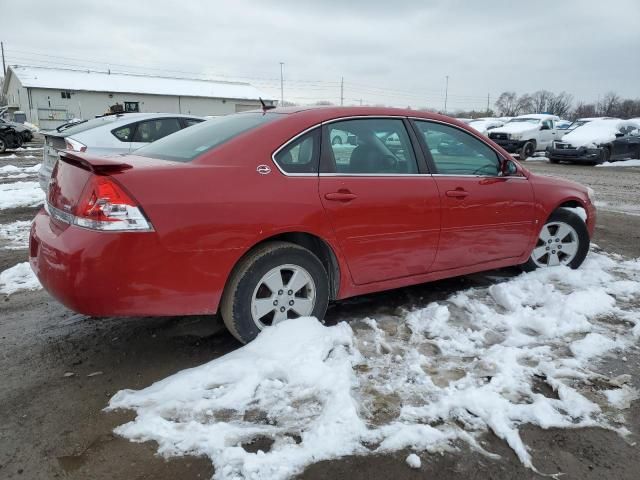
[{"x1": 39, "y1": 113, "x2": 204, "y2": 191}]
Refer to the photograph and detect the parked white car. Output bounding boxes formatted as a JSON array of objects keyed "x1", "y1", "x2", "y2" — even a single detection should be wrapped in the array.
[
  {"x1": 467, "y1": 118, "x2": 505, "y2": 135},
  {"x1": 39, "y1": 113, "x2": 204, "y2": 191},
  {"x1": 487, "y1": 114, "x2": 560, "y2": 159}
]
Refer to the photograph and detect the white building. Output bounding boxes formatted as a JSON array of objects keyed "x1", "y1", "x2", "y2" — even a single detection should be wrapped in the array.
[{"x1": 2, "y1": 65, "x2": 274, "y2": 128}]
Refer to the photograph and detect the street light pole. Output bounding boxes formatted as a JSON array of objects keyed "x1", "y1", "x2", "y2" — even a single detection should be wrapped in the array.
[
  {"x1": 280, "y1": 62, "x2": 284, "y2": 107},
  {"x1": 444, "y1": 75, "x2": 449, "y2": 114}
]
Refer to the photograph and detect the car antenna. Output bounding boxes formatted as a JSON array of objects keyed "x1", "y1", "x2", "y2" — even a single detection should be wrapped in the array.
[{"x1": 259, "y1": 97, "x2": 276, "y2": 112}]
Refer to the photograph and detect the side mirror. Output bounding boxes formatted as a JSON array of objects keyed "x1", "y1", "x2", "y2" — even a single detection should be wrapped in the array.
[
  {"x1": 501, "y1": 159, "x2": 519, "y2": 176},
  {"x1": 615, "y1": 132, "x2": 624, "y2": 138}
]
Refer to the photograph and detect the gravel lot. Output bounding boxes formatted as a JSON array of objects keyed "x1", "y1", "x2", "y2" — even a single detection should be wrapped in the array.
[{"x1": 1, "y1": 142, "x2": 639, "y2": 480}]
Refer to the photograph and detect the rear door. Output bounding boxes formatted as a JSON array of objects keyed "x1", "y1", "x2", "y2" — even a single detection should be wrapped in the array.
[
  {"x1": 318, "y1": 117, "x2": 440, "y2": 285},
  {"x1": 128, "y1": 117, "x2": 182, "y2": 152},
  {"x1": 539, "y1": 119, "x2": 555, "y2": 149},
  {"x1": 411, "y1": 119, "x2": 535, "y2": 271}
]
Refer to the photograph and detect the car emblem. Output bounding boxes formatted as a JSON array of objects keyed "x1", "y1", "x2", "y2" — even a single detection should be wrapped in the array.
[{"x1": 256, "y1": 165, "x2": 271, "y2": 175}]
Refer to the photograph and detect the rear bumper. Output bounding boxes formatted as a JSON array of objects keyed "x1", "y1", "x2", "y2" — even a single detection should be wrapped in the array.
[
  {"x1": 29, "y1": 209, "x2": 229, "y2": 317},
  {"x1": 548, "y1": 147, "x2": 604, "y2": 163}
]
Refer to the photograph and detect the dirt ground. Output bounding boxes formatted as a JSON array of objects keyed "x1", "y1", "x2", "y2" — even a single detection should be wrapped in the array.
[{"x1": 1, "y1": 143, "x2": 639, "y2": 480}]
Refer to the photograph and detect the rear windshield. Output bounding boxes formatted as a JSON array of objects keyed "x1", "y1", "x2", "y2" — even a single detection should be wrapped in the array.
[{"x1": 135, "y1": 113, "x2": 277, "y2": 162}]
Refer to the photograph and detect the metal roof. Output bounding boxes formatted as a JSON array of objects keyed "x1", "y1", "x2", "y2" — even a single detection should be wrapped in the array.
[{"x1": 4, "y1": 65, "x2": 273, "y2": 101}]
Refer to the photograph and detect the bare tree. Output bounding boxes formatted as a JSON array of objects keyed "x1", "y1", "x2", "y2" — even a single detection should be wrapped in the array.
[
  {"x1": 495, "y1": 91, "x2": 519, "y2": 116},
  {"x1": 598, "y1": 92, "x2": 621, "y2": 116},
  {"x1": 547, "y1": 92, "x2": 573, "y2": 117},
  {"x1": 573, "y1": 102, "x2": 597, "y2": 120},
  {"x1": 531, "y1": 90, "x2": 554, "y2": 113},
  {"x1": 515, "y1": 94, "x2": 533, "y2": 115}
]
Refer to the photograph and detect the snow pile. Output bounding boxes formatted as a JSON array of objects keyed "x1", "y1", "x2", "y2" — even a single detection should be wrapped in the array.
[
  {"x1": 0, "y1": 164, "x2": 41, "y2": 177},
  {"x1": 0, "y1": 262, "x2": 41, "y2": 295},
  {"x1": 109, "y1": 250, "x2": 640, "y2": 479},
  {"x1": 596, "y1": 159, "x2": 640, "y2": 168},
  {"x1": 0, "y1": 220, "x2": 32, "y2": 249},
  {"x1": 562, "y1": 119, "x2": 634, "y2": 148},
  {"x1": 0, "y1": 181, "x2": 45, "y2": 210},
  {"x1": 405, "y1": 453, "x2": 421, "y2": 469}
]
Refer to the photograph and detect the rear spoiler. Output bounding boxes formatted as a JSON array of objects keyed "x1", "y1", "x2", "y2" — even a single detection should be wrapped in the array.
[{"x1": 59, "y1": 151, "x2": 133, "y2": 174}]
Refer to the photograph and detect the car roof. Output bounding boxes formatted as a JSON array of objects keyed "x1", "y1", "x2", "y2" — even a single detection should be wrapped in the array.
[
  {"x1": 513, "y1": 113, "x2": 559, "y2": 120},
  {"x1": 241, "y1": 106, "x2": 464, "y2": 126}
]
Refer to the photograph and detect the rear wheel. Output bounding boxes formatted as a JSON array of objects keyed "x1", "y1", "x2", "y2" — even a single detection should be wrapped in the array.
[
  {"x1": 549, "y1": 158, "x2": 560, "y2": 164},
  {"x1": 522, "y1": 209, "x2": 589, "y2": 271},
  {"x1": 519, "y1": 141, "x2": 535, "y2": 160},
  {"x1": 220, "y1": 241, "x2": 330, "y2": 344},
  {"x1": 600, "y1": 147, "x2": 610, "y2": 164},
  {"x1": 0, "y1": 136, "x2": 6, "y2": 154}
]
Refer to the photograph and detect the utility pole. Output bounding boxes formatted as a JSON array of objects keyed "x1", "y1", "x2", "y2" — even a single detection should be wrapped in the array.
[
  {"x1": 1, "y1": 42, "x2": 6, "y2": 76},
  {"x1": 340, "y1": 76, "x2": 344, "y2": 106},
  {"x1": 444, "y1": 75, "x2": 449, "y2": 113},
  {"x1": 279, "y1": 62, "x2": 284, "y2": 107},
  {"x1": 486, "y1": 92, "x2": 490, "y2": 114}
]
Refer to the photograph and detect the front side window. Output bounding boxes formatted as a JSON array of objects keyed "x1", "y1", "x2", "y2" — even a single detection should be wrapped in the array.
[
  {"x1": 274, "y1": 128, "x2": 320, "y2": 174},
  {"x1": 413, "y1": 121, "x2": 501, "y2": 176},
  {"x1": 325, "y1": 118, "x2": 418, "y2": 174},
  {"x1": 132, "y1": 118, "x2": 181, "y2": 143}
]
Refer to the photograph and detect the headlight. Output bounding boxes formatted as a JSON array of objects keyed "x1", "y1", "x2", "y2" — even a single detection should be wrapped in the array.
[
  {"x1": 511, "y1": 133, "x2": 522, "y2": 140},
  {"x1": 587, "y1": 187, "x2": 595, "y2": 203}
]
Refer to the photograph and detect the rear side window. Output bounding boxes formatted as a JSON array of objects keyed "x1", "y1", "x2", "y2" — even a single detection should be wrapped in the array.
[
  {"x1": 136, "y1": 113, "x2": 277, "y2": 162},
  {"x1": 273, "y1": 129, "x2": 320, "y2": 174},
  {"x1": 182, "y1": 118, "x2": 204, "y2": 127},
  {"x1": 132, "y1": 118, "x2": 181, "y2": 143},
  {"x1": 414, "y1": 121, "x2": 500, "y2": 176},
  {"x1": 112, "y1": 125, "x2": 133, "y2": 142}
]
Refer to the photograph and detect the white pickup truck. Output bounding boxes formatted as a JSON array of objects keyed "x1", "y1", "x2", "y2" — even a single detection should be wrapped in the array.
[{"x1": 487, "y1": 113, "x2": 560, "y2": 159}]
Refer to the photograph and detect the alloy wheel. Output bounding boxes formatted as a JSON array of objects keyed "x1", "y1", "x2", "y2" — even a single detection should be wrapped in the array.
[
  {"x1": 251, "y1": 264, "x2": 316, "y2": 329},
  {"x1": 531, "y1": 221, "x2": 579, "y2": 267}
]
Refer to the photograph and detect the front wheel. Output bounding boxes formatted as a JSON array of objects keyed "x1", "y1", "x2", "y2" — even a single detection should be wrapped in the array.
[
  {"x1": 519, "y1": 141, "x2": 535, "y2": 160},
  {"x1": 0, "y1": 136, "x2": 6, "y2": 154},
  {"x1": 522, "y1": 209, "x2": 590, "y2": 271},
  {"x1": 220, "y1": 241, "x2": 329, "y2": 344}
]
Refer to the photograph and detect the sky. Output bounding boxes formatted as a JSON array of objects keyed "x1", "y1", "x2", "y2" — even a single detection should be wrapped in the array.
[{"x1": 1, "y1": 0, "x2": 639, "y2": 111}]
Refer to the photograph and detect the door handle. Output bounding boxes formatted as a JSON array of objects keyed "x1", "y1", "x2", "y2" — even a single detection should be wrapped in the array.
[
  {"x1": 446, "y1": 189, "x2": 469, "y2": 198},
  {"x1": 324, "y1": 192, "x2": 357, "y2": 202}
]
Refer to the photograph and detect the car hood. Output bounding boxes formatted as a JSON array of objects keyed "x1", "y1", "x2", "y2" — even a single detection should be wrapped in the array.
[
  {"x1": 490, "y1": 123, "x2": 539, "y2": 135},
  {"x1": 560, "y1": 120, "x2": 630, "y2": 148}
]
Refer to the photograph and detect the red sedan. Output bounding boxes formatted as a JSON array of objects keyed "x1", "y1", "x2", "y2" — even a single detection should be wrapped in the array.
[{"x1": 30, "y1": 107, "x2": 596, "y2": 343}]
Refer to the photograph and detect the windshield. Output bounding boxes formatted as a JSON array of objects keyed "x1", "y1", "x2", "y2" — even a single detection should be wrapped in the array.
[
  {"x1": 567, "y1": 120, "x2": 590, "y2": 131},
  {"x1": 135, "y1": 112, "x2": 277, "y2": 162},
  {"x1": 508, "y1": 118, "x2": 540, "y2": 124}
]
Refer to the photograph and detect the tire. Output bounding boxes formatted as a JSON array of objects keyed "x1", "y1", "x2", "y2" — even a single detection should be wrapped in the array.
[
  {"x1": 521, "y1": 209, "x2": 590, "y2": 271},
  {"x1": 0, "y1": 136, "x2": 6, "y2": 154},
  {"x1": 332, "y1": 136, "x2": 342, "y2": 145},
  {"x1": 220, "y1": 241, "x2": 330, "y2": 344},
  {"x1": 549, "y1": 158, "x2": 560, "y2": 164},
  {"x1": 519, "y1": 141, "x2": 535, "y2": 160},
  {"x1": 600, "y1": 147, "x2": 610, "y2": 164}
]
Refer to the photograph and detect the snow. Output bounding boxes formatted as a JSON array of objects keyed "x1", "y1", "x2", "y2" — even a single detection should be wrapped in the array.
[
  {"x1": 561, "y1": 119, "x2": 638, "y2": 148},
  {"x1": 0, "y1": 262, "x2": 41, "y2": 295},
  {"x1": 405, "y1": 453, "x2": 421, "y2": 469},
  {"x1": 109, "y1": 249, "x2": 640, "y2": 479},
  {"x1": 0, "y1": 220, "x2": 31, "y2": 249},
  {"x1": 468, "y1": 119, "x2": 504, "y2": 134},
  {"x1": 0, "y1": 181, "x2": 45, "y2": 210},
  {"x1": 603, "y1": 386, "x2": 640, "y2": 409},
  {"x1": 10, "y1": 65, "x2": 273, "y2": 101},
  {"x1": 596, "y1": 159, "x2": 640, "y2": 168},
  {"x1": 0, "y1": 164, "x2": 41, "y2": 175}
]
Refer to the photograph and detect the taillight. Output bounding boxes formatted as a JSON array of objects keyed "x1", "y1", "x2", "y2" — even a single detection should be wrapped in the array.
[
  {"x1": 65, "y1": 138, "x2": 87, "y2": 152},
  {"x1": 48, "y1": 174, "x2": 153, "y2": 232}
]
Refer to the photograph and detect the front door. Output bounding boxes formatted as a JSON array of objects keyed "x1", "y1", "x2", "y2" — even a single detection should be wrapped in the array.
[
  {"x1": 319, "y1": 117, "x2": 440, "y2": 285},
  {"x1": 412, "y1": 119, "x2": 535, "y2": 271}
]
